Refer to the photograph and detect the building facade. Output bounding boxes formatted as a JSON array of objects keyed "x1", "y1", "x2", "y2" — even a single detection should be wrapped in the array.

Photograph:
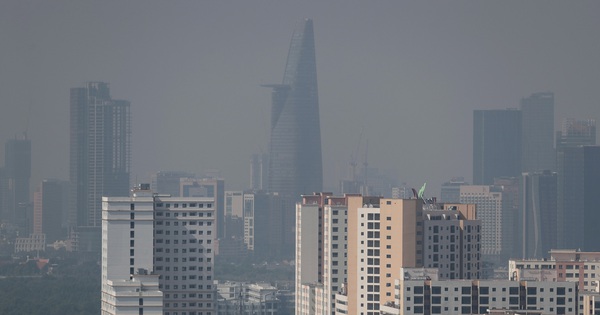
[
  {"x1": 295, "y1": 193, "x2": 350, "y2": 315},
  {"x1": 521, "y1": 171, "x2": 557, "y2": 259},
  {"x1": 460, "y1": 185, "x2": 506, "y2": 265},
  {"x1": 510, "y1": 249, "x2": 600, "y2": 315},
  {"x1": 265, "y1": 18, "x2": 323, "y2": 202},
  {"x1": 70, "y1": 82, "x2": 131, "y2": 236},
  {"x1": 380, "y1": 267, "x2": 578, "y2": 315},
  {"x1": 102, "y1": 185, "x2": 217, "y2": 315},
  {"x1": 242, "y1": 191, "x2": 285, "y2": 259},
  {"x1": 101, "y1": 186, "x2": 162, "y2": 315},
  {"x1": 440, "y1": 177, "x2": 467, "y2": 203},
  {"x1": 557, "y1": 145, "x2": 600, "y2": 251},
  {"x1": 422, "y1": 204, "x2": 480, "y2": 280},
  {"x1": 556, "y1": 118, "x2": 596, "y2": 151},
  {"x1": 180, "y1": 177, "x2": 224, "y2": 241},
  {"x1": 151, "y1": 171, "x2": 195, "y2": 197},
  {"x1": 33, "y1": 179, "x2": 69, "y2": 243},
  {"x1": 473, "y1": 109, "x2": 521, "y2": 185},
  {"x1": 520, "y1": 92, "x2": 555, "y2": 173},
  {"x1": 493, "y1": 177, "x2": 521, "y2": 261},
  {"x1": 3, "y1": 136, "x2": 31, "y2": 230},
  {"x1": 264, "y1": 19, "x2": 323, "y2": 258},
  {"x1": 343, "y1": 197, "x2": 480, "y2": 314},
  {"x1": 250, "y1": 154, "x2": 268, "y2": 192}
]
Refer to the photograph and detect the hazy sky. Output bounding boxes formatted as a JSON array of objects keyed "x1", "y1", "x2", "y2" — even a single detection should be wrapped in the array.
[{"x1": 1, "y1": 1, "x2": 599, "y2": 195}]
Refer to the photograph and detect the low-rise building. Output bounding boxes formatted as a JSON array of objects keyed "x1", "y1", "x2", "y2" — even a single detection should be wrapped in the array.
[{"x1": 380, "y1": 268, "x2": 578, "y2": 315}]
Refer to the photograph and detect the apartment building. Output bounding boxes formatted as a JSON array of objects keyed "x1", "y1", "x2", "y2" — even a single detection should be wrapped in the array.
[
  {"x1": 460, "y1": 185, "x2": 507, "y2": 265},
  {"x1": 295, "y1": 193, "x2": 352, "y2": 315},
  {"x1": 509, "y1": 250, "x2": 600, "y2": 292},
  {"x1": 422, "y1": 204, "x2": 480, "y2": 280},
  {"x1": 102, "y1": 185, "x2": 216, "y2": 315},
  {"x1": 380, "y1": 268, "x2": 578, "y2": 315},
  {"x1": 296, "y1": 194, "x2": 479, "y2": 314}
]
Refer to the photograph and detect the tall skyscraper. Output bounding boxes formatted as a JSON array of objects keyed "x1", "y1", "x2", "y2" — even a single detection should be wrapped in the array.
[
  {"x1": 493, "y1": 176, "x2": 521, "y2": 260},
  {"x1": 265, "y1": 18, "x2": 323, "y2": 200},
  {"x1": 557, "y1": 146, "x2": 584, "y2": 249},
  {"x1": 264, "y1": 18, "x2": 323, "y2": 259},
  {"x1": 3, "y1": 136, "x2": 31, "y2": 229},
  {"x1": 521, "y1": 92, "x2": 555, "y2": 173},
  {"x1": 555, "y1": 119, "x2": 596, "y2": 250},
  {"x1": 70, "y1": 82, "x2": 131, "y2": 232},
  {"x1": 472, "y1": 109, "x2": 521, "y2": 185},
  {"x1": 582, "y1": 146, "x2": 600, "y2": 251},
  {"x1": 521, "y1": 170, "x2": 557, "y2": 259}
]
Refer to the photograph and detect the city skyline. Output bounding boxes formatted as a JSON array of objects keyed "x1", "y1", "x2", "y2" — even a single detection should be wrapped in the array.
[{"x1": 1, "y1": 2, "x2": 600, "y2": 198}]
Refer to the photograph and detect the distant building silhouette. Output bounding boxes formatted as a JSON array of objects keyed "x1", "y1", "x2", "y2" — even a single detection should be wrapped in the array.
[
  {"x1": 265, "y1": 18, "x2": 323, "y2": 200},
  {"x1": 250, "y1": 154, "x2": 268, "y2": 191},
  {"x1": 69, "y1": 82, "x2": 130, "y2": 251},
  {"x1": 520, "y1": 92, "x2": 555, "y2": 173},
  {"x1": 33, "y1": 179, "x2": 69, "y2": 243},
  {"x1": 521, "y1": 170, "x2": 557, "y2": 259},
  {"x1": 556, "y1": 118, "x2": 596, "y2": 150},
  {"x1": 440, "y1": 177, "x2": 468, "y2": 203},
  {"x1": 3, "y1": 136, "x2": 31, "y2": 231},
  {"x1": 555, "y1": 120, "x2": 597, "y2": 251},
  {"x1": 239, "y1": 191, "x2": 286, "y2": 259},
  {"x1": 557, "y1": 145, "x2": 600, "y2": 251},
  {"x1": 494, "y1": 176, "x2": 521, "y2": 260},
  {"x1": 150, "y1": 171, "x2": 195, "y2": 196},
  {"x1": 582, "y1": 146, "x2": 600, "y2": 251},
  {"x1": 473, "y1": 109, "x2": 521, "y2": 185},
  {"x1": 264, "y1": 19, "x2": 323, "y2": 258},
  {"x1": 460, "y1": 185, "x2": 507, "y2": 265}
]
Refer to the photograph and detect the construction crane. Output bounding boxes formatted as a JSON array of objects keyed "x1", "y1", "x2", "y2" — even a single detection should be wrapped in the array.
[
  {"x1": 362, "y1": 139, "x2": 369, "y2": 195},
  {"x1": 349, "y1": 129, "x2": 363, "y2": 181}
]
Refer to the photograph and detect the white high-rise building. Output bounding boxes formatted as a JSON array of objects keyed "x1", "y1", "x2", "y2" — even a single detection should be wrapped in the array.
[
  {"x1": 102, "y1": 185, "x2": 216, "y2": 315},
  {"x1": 101, "y1": 186, "x2": 162, "y2": 315}
]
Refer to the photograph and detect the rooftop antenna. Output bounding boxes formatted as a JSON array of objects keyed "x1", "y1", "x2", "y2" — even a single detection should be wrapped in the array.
[{"x1": 23, "y1": 100, "x2": 33, "y2": 139}]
